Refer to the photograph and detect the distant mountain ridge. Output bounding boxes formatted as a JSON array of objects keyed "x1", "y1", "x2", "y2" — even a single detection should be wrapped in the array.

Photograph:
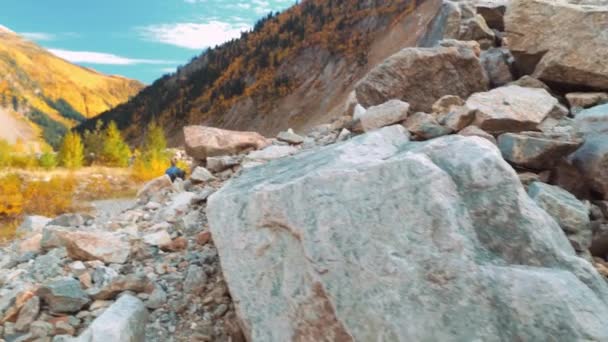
[
  {"x1": 79, "y1": 0, "x2": 447, "y2": 145},
  {"x1": 0, "y1": 26, "x2": 143, "y2": 149}
]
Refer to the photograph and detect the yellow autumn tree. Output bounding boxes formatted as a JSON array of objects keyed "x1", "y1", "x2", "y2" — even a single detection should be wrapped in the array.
[
  {"x1": 132, "y1": 119, "x2": 170, "y2": 181},
  {"x1": 100, "y1": 121, "x2": 131, "y2": 167},
  {"x1": 58, "y1": 131, "x2": 84, "y2": 169}
]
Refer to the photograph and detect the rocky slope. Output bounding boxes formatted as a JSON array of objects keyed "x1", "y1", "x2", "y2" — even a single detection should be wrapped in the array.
[
  {"x1": 3, "y1": 0, "x2": 608, "y2": 341},
  {"x1": 78, "y1": 0, "x2": 454, "y2": 145},
  {"x1": 0, "y1": 26, "x2": 143, "y2": 149}
]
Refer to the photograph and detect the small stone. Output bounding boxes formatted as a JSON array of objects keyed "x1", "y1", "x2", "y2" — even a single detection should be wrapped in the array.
[
  {"x1": 54, "y1": 321, "x2": 75, "y2": 336},
  {"x1": 161, "y1": 237, "x2": 188, "y2": 252},
  {"x1": 184, "y1": 265, "x2": 208, "y2": 295},
  {"x1": 431, "y1": 95, "x2": 465, "y2": 115},
  {"x1": 144, "y1": 230, "x2": 172, "y2": 247},
  {"x1": 196, "y1": 231, "x2": 212, "y2": 246},
  {"x1": 206, "y1": 156, "x2": 240, "y2": 173},
  {"x1": 90, "y1": 301, "x2": 112, "y2": 311},
  {"x1": 145, "y1": 202, "x2": 162, "y2": 211},
  {"x1": 37, "y1": 278, "x2": 90, "y2": 313},
  {"x1": 49, "y1": 214, "x2": 84, "y2": 228},
  {"x1": 277, "y1": 129, "x2": 305, "y2": 144},
  {"x1": 68, "y1": 261, "x2": 87, "y2": 276},
  {"x1": 438, "y1": 106, "x2": 475, "y2": 132},
  {"x1": 30, "y1": 320, "x2": 53, "y2": 338},
  {"x1": 404, "y1": 112, "x2": 452, "y2": 140},
  {"x1": 190, "y1": 167, "x2": 217, "y2": 183},
  {"x1": 15, "y1": 296, "x2": 40, "y2": 331},
  {"x1": 146, "y1": 287, "x2": 167, "y2": 310},
  {"x1": 566, "y1": 92, "x2": 608, "y2": 109},
  {"x1": 458, "y1": 126, "x2": 497, "y2": 145},
  {"x1": 88, "y1": 274, "x2": 153, "y2": 300},
  {"x1": 354, "y1": 100, "x2": 410, "y2": 132}
]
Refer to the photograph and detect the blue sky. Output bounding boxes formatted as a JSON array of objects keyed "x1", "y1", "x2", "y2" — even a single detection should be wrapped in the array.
[{"x1": 0, "y1": 0, "x2": 295, "y2": 84}]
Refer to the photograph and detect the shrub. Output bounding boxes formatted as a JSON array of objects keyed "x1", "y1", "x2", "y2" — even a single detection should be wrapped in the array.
[
  {"x1": 22, "y1": 177, "x2": 76, "y2": 216},
  {"x1": 38, "y1": 151, "x2": 58, "y2": 169},
  {"x1": 0, "y1": 174, "x2": 24, "y2": 219}
]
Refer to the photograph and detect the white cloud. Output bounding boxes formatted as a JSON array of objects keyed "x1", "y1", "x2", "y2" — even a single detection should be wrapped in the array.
[
  {"x1": 139, "y1": 21, "x2": 250, "y2": 50},
  {"x1": 0, "y1": 25, "x2": 15, "y2": 33},
  {"x1": 48, "y1": 48, "x2": 177, "y2": 65},
  {"x1": 21, "y1": 32, "x2": 56, "y2": 41}
]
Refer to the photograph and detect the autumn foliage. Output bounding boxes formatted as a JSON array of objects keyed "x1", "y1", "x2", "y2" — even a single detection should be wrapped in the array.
[{"x1": 79, "y1": 0, "x2": 419, "y2": 142}]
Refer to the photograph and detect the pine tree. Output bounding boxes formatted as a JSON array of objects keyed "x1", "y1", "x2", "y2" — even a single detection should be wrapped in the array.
[
  {"x1": 100, "y1": 121, "x2": 131, "y2": 167},
  {"x1": 58, "y1": 131, "x2": 84, "y2": 169}
]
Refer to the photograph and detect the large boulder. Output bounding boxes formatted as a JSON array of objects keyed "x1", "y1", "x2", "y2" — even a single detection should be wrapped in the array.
[
  {"x1": 505, "y1": 0, "x2": 608, "y2": 90},
  {"x1": 497, "y1": 132, "x2": 583, "y2": 170},
  {"x1": 355, "y1": 41, "x2": 488, "y2": 112},
  {"x1": 71, "y1": 294, "x2": 147, "y2": 342},
  {"x1": 184, "y1": 126, "x2": 269, "y2": 161},
  {"x1": 528, "y1": 182, "x2": 592, "y2": 252},
  {"x1": 466, "y1": 85, "x2": 560, "y2": 133},
  {"x1": 208, "y1": 126, "x2": 608, "y2": 341}
]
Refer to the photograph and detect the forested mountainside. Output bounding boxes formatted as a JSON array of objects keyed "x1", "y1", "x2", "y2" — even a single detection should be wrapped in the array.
[
  {"x1": 0, "y1": 26, "x2": 143, "y2": 149},
  {"x1": 79, "y1": 0, "x2": 444, "y2": 144}
]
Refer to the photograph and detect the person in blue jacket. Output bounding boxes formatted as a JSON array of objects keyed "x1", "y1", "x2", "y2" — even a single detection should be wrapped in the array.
[{"x1": 165, "y1": 158, "x2": 186, "y2": 182}]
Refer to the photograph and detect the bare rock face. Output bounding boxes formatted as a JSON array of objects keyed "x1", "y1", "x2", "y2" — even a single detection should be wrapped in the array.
[
  {"x1": 355, "y1": 40, "x2": 488, "y2": 112},
  {"x1": 505, "y1": 0, "x2": 608, "y2": 90},
  {"x1": 183, "y1": 126, "x2": 269, "y2": 161},
  {"x1": 208, "y1": 126, "x2": 608, "y2": 341},
  {"x1": 467, "y1": 85, "x2": 560, "y2": 133}
]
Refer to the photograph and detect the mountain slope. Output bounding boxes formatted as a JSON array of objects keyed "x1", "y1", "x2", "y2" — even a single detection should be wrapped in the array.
[
  {"x1": 0, "y1": 26, "x2": 143, "y2": 149},
  {"x1": 79, "y1": 0, "x2": 446, "y2": 145}
]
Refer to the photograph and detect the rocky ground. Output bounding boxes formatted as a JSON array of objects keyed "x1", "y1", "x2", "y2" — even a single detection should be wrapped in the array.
[{"x1": 3, "y1": 0, "x2": 608, "y2": 341}]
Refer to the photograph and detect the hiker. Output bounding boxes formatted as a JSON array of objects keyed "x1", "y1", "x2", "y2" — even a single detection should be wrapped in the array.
[{"x1": 165, "y1": 158, "x2": 186, "y2": 182}]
